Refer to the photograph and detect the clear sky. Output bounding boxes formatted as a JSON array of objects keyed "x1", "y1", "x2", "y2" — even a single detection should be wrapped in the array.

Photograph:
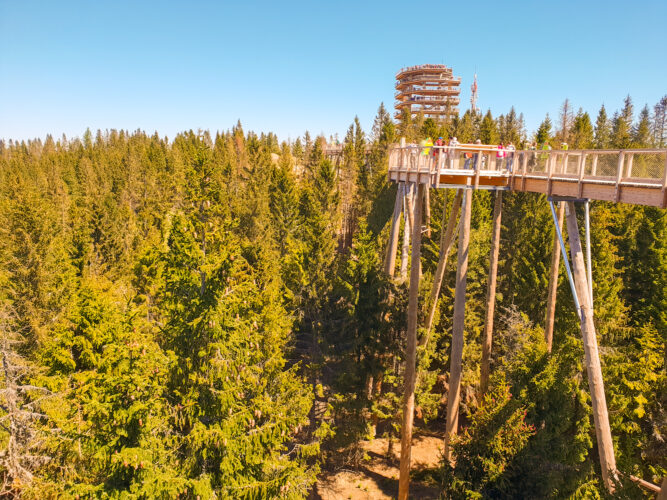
[{"x1": 1, "y1": 0, "x2": 666, "y2": 143}]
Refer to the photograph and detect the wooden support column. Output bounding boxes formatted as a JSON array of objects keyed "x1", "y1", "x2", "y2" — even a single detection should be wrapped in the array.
[
  {"x1": 385, "y1": 183, "x2": 404, "y2": 277},
  {"x1": 545, "y1": 202, "x2": 565, "y2": 352},
  {"x1": 400, "y1": 184, "x2": 412, "y2": 280},
  {"x1": 406, "y1": 183, "x2": 415, "y2": 238},
  {"x1": 480, "y1": 190, "x2": 503, "y2": 395},
  {"x1": 398, "y1": 183, "x2": 425, "y2": 500},
  {"x1": 657, "y1": 477, "x2": 667, "y2": 500},
  {"x1": 565, "y1": 201, "x2": 617, "y2": 492},
  {"x1": 444, "y1": 188, "x2": 473, "y2": 462},
  {"x1": 424, "y1": 186, "x2": 431, "y2": 238},
  {"x1": 422, "y1": 189, "x2": 463, "y2": 344}
]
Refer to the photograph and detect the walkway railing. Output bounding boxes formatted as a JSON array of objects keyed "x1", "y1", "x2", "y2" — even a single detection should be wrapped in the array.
[{"x1": 387, "y1": 144, "x2": 667, "y2": 207}]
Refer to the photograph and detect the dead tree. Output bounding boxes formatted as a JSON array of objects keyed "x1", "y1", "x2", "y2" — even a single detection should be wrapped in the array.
[{"x1": 0, "y1": 306, "x2": 52, "y2": 496}]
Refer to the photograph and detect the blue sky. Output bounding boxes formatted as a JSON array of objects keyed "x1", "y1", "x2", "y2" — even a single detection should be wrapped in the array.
[{"x1": 1, "y1": 0, "x2": 666, "y2": 142}]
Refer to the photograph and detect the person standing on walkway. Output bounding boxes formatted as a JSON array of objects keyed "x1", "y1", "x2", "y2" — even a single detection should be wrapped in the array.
[
  {"x1": 506, "y1": 142, "x2": 516, "y2": 172},
  {"x1": 496, "y1": 142, "x2": 505, "y2": 170}
]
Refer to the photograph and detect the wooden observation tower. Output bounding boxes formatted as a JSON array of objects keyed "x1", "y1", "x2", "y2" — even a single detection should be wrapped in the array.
[{"x1": 394, "y1": 64, "x2": 461, "y2": 121}]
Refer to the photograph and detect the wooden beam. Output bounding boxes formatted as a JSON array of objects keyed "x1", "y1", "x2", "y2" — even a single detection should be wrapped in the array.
[
  {"x1": 657, "y1": 477, "x2": 667, "y2": 499},
  {"x1": 545, "y1": 202, "x2": 565, "y2": 352},
  {"x1": 480, "y1": 190, "x2": 503, "y2": 395},
  {"x1": 547, "y1": 153, "x2": 555, "y2": 196},
  {"x1": 628, "y1": 474, "x2": 661, "y2": 494},
  {"x1": 406, "y1": 183, "x2": 415, "y2": 242},
  {"x1": 424, "y1": 185, "x2": 432, "y2": 237},
  {"x1": 444, "y1": 188, "x2": 473, "y2": 461},
  {"x1": 565, "y1": 201, "x2": 617, "y2": 492},
  {"x1": 614, "y1": 152, "x2": 625, "y2": 202},
  {"x1": 385, "y1": 183, "x2": 404, "y2": 277},
  {"x1": 577, "y1": 153, "x2": 587, "y2": 198},
  {"x1": 400, "y1": 184, "x2": 412, "y2": 280},
  {"x1": 521, "y1": 151, "x2": 529, "y2": 191},
  {"x1": 421, "y1": 189, "x2": 462, "y2": 345},
  {"x1": 398, "y1": 183, "x2": 425, "y2": 500}
]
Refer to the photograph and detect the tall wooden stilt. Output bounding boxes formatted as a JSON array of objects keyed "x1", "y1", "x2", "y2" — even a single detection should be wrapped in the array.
[
  {"x1": 444, "y1": 188, "x2": 472, "y2": 461},
  {"x1": 545, "y1": 202, "x2": 565, "y2": 352},
  {"x1": 565, "y1": 201, "x2": 617, "y2": 492},
  {"x1": 657, "y1": 477, "x2": 667, "y2": 500},
  {"x1": 421, "y1": 189, "x2": 462, "y2": 346},
  {"x1": 424, "y1": 185, "x2": 432, "y2": 238},
  {"x1": 406, "y1": 183, "x2": 415, "y2": 240},
  {"x1": 400, "y1": 186, "x2": 411, "y2": 280},
  {"x1": 385, "y1": 183, "x2": 404, "y2": 277},
  {"x1": 398, "y1": 183, "x2": 425, "y2": 500},
  {"x1": 480, "y1": 190, "x2": 503, "y2": 395}
]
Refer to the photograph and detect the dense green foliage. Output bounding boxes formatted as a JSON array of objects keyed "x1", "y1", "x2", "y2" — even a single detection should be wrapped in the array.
[{"x1": 0, "y1": 95, "x2": 665, "y2": 498}]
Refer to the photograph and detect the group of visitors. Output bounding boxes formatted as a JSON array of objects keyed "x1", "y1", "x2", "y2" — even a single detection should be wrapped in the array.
[
  {"x1": 495, "y1": 142, "x2": 516, "y2": 172},
  {"x1": 415, "y1": 137, "x2": 517, "y2": 172}
]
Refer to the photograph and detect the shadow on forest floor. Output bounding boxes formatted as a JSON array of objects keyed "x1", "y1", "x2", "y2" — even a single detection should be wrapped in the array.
[{"x1": 312, "y1": 433, "x2": 442, "y2": 499}]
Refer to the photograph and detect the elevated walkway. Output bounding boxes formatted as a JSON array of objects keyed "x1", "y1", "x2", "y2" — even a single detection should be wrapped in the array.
[{"x1": 387, "y1": 144, "x2": 667, "y2": 208}]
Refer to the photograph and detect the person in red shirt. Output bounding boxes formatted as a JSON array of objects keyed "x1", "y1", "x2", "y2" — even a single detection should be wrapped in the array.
[
  {"x1": 433, "y1": 137, "x2": 444, "y2": 156},
  {"x1": 496, "y1": 142, "x2": 505, "y2": 170}
]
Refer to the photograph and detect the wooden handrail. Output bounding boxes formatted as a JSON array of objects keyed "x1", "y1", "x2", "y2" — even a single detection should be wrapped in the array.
[{"x1": 387, "y1": 144, "x2": 667, "y2": 207}]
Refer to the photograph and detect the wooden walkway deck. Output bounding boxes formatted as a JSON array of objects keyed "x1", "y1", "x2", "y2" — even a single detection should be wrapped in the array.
[{"x1": 387, "y1": 145, "x2": 667, "y2": 208}]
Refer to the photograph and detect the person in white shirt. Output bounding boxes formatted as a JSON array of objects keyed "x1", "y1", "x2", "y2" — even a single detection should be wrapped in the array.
[{"x1": 506, "y1": 142, "x2": 516, "y2": 172}]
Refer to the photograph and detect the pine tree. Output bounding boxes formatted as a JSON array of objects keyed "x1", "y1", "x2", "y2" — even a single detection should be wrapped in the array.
[
  {"x1": 480, "y1": 110, "x2": 498, "y2": 144},
  {"x1": 155, "y1": 214, "x2": 319, "y2": 498},
  {"x1": 0, "y1": 304, "x2": 53, "y2": 497},
  {"x1": 570, "y1": 109, "x2": 594, "y2": 149},
  {"x1": 396, "y1": 108, "x2": 415, "y2": 142},
  {"x1": 501, "y1": 107, "x2": 523, "y2": 145},
  {"x1": 594, "y1": 105, "x2": 611, "y2": 149},
  {"x1": 269, "y1": 149, "x2": 300, "y2": 256},
  {"x1": 558, "y1": 98, "x2": 574, "y2": 144},
  {"x1": 611, "y1": 96, "x2": 634, "y2": 148},
  {"x1": 535, "y1": 114, "x2": 552, "y2": 145},
  {"x1": 633, "y1": 105, "x2": 652, "y2": 147},
  {"x1": 327, "y1": 223, "x2": 400, "y2": 449},
  {"x1": 652, "y1": 95, "x2": 667, "y2": 147},
  {"x1": 39, "y1": 279, "x2": 180, "y2": 498},
  {"x1": 454, "y1": 111, "x2": 474, "y2": 143}
]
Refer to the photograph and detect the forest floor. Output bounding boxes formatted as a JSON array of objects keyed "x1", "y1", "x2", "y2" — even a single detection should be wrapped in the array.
[{"x1": 312, "y1": 432, "x2": 443, "y2": 499}]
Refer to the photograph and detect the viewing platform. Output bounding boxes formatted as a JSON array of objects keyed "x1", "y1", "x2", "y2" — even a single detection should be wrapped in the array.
[
  {"x1": 394, "y1": 64, "x2": 461, "y2": 122},
  {"x1": 387, "y1": 144, "x2": 667, "y2": 208}
]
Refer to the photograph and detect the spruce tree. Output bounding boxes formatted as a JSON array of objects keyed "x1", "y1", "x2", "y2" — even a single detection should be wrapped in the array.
[
  {"x1": 558, "y1": 98, "x2": 574, "y2": 144},
  {"x1": 594, "y1": 105, "x2": 611, "y2": 149},
  {"x1": 535, "y1": 114, "x2": 552, "y2": 145},
  {"x1": 611, "y1": 96, "x2": 634, "y2": 148},
  {"x1": 480, "y1": 110, "x2": 498, "y2": 144},
  {"x1": 652, "y1": 95, "x2": 667, "y2": 147},
  {"x1": 633, "y1": 105, "x2": 652, "y2": 147},
  {"x1": 570, "y1": 109, "x2": 594, "y2": 149}
]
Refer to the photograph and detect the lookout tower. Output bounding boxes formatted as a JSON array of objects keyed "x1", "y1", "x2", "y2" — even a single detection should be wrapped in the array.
[{"x1": 394, "y1": 64, "x2": 461, "y2": 121}]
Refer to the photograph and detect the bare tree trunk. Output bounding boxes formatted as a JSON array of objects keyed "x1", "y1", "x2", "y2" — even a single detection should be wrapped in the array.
[
  {"x1": 398, "y1": 183, "x2": 424, "y2": 500},
  {"x1": 480, "y1": 190, "x2": 503, "y2": 395},
  {"x1": 444, "y1": 188, "x2": 472, "y2": 461}
]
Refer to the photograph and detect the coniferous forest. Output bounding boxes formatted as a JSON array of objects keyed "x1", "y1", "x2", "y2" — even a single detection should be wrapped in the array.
[{"x1": 1, "y1": 96, "x2": 666, "y2": 499}]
